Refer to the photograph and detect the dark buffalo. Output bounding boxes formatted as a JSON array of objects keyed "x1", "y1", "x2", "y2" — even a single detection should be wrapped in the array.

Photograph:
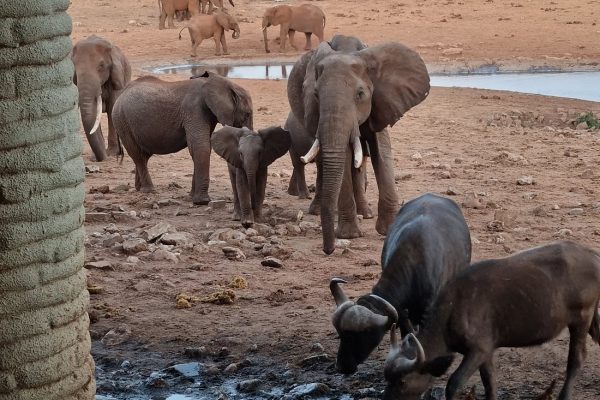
[
  {"x1": 383, "y1": 240, "x2": 600, "y2": 400},
  {"x1": 330, "y1": 193, "x2": 472, "y2": 374}
]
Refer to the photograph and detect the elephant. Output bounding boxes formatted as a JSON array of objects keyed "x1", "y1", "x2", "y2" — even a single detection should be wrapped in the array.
[
  {"x1": 1, "y1": 2, "x2": 96, "y2": 398},
  {"x1": 287, "y1": 35, "x2": 430, "y2": 254},
  {"x1": 112, "y1": 72, "x2": 253, "y2": 205},
  {"x1": 179, "y1": 9, "x2": 240, "y2": 57},
  {"x1": 71, "y1": 35, "x2": 131, "y2": 162},
  {"x1": 212, "y1": 126, "x2": 291, "y2": 227},
  {"x1": 200, "y1": 0, "x2": 235, "y2": 14},
  {"x1": 158, "y1": 0, "x2": 201, "y2": 29},
  {"x1": 262, "y1": 4, "x2": 326, "y2": 53}
]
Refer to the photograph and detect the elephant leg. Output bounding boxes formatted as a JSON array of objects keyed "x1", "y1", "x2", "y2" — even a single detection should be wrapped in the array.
[
  {"x1": 288, "y1": 30, "x2": 298, "y2": 50},
  {"x1": 353, "y1": 160, "x2": 373, "y2": 219},
  {"x1": 253, "y1": 166, "x2": 268, "y2": 222},
  {"x1": 235, "y1": 168, "x2": 253, "y2": 228},
  {"x1": 288, "y1": 169, "x2": 299, "y2": 196},
  {"x1": 308, "y1": 159, "x2": 322, "y2": 215},
  {"x1": 213, "y1": 35, "x2": 222, "y2": 56},
  {"x1": 220, "y1": 33, "x2": 229, "y2": 55},
  {"x1": 366, "y1": 129, "x2": 398, "y2": 236},
  {"x1": 185, "y1": 123, "x2": 212, "y2": 205},
  {"x1": 227, "y1": 164, "x2": 241, "y2": 220},
  {"x1": 279, "y1": 25, "x2": 288, "y2": 51},
  {"x1": 134, "y1": 152, "x2": 154, "y2": 193},
  {"x1": 289, "y1": 147, "x2": 311, "y2": 199},
  {"x1": 106, "y1": 100, "x2": 120, "y2": 157},
  {"x1": 191, "y1": 38, "x2": 202, "y2": 57},
  {"x1": 167, "y1": 12, "x2": 175, "y2": 28},
  {"x1": 303, "y1": 32, "x2": 312, "y2": 50},
  {"x1": 335, "y1": 150, "x2": 362, "y2": 239},
  {"x1": 159, "y1": 11, "x2": 167, "y2": 29}
]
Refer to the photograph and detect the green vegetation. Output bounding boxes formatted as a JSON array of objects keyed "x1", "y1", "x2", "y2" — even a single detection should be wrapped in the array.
[{"x1": 575, "y1": 112, "x2": 600, "y2": 130}]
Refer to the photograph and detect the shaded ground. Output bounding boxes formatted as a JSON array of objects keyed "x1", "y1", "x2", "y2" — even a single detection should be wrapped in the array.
[{"x1": 70, "y1": 0, "x2": 600, "y2": 398}]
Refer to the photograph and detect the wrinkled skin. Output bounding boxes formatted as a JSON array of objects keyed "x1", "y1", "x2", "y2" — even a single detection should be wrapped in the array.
[
  {"x1": 331, "y1": 194, "x2": 472, "y2": 374},
  {"x1": 72, "y1": 35, "x2": 131, "y2": 161},
  {"x1": 384, "y1": 241, "x2": 600, "y2": 400},
  {"x1": 112, "y1": 72, "x2": 253, "y2": 205},
  {"x1": 179, "y1": 10, "x2": 240, "y2": 57},
  {"x1": 158, "y1": 0, "x2": 202, "y2": 29},
  {"x1": 287, "y1": 34, "x2": 430, "y2": 254},
  {"x1": 285, "y1": 111, "x2": 372, "y2": 219},
  {"x1": 212, "y1": 126, "x2": 290, "y2": 227},
  {"x1": 262, "y1": 4, "x2": 325, "y2": 53},
  {"x1": 200, "y1": 0, "x2": 235, "y2": 14}
]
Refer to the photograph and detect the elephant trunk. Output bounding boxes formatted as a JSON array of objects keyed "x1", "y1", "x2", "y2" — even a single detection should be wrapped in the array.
[
  {"x1": 232, "y1": 24, "x2": 240, "y2": 39},
  {"x1": 262, "y1": 19, "x2": 270, "y2": 53},
  {"x1": 244, "y1": 157, "x2": 259, "y2": 226},
  {"x1": 76, "y1": 76, "x2": 107, "y2": 161}
]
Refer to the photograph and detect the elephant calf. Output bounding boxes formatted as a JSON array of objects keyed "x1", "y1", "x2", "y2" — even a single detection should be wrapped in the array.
[
  {"x1": 179, "y1": 9, "x2": 240, "y2": 57},
  {"x1": 212, "y1": 126, "x2": 290, "y2": 227}
]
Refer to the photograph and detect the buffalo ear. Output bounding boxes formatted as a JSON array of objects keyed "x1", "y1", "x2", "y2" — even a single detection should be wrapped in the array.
[
  {"x1": 110, "y1": 45, "x2": 131, "y2": 90},
  {"x1": 358, "y1": 43, "x2": 430, "y2": 133},
  {"x1": 258, "y1": 126, "x2": 290, "y2": 167},
  {"x1": 420, "y1": 355, "x2": 454, "y2": 377},
  {"x1": 211, "y1": 126, "x2": 244, "y2": 168}
]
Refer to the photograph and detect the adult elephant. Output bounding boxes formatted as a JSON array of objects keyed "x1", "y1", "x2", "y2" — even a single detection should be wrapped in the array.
[
  {"x1": 112, "y1": 72, "x2": 253, "y2": 205},
  {"x1": 159, "y1": 0, "x2": 203, "y2": 29},
  {"x1": 200, "y1": 0, "x2": 235, "y2": 14},
  {"x1": 262, "y1": 4, "x2": 325, "y2": 53},
  {"x1": 287, "y1": 35, "x2": 430, "y2": 254},
  {"x1": 72, "y1": 35, "x2": 131, "y2": 161}
]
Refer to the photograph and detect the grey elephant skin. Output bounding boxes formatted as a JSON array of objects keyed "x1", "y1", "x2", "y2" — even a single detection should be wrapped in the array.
[
  {"x1": 330, "y1": 193, "x2": 472, "y2": 375},
  {"x1": 212, "y1": 126, "x2": 290, "y2": 227},
  {"x1": 72, "y1": 35, "x2": 131, "y2": 161},
  {"x1": 112, "y1": 72, "x2": 253, "y2": 204},
  {"x1": 262, "y1": 4, "x2": 326, "y2": 53},
  {"x1": 287, "y1": 34, "x2": 430, "y2": 254}
]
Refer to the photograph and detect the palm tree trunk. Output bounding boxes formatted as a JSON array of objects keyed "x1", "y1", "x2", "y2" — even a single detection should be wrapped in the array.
[{"x1": 0, "y1": 2, "x2": 96, "y2": 399}]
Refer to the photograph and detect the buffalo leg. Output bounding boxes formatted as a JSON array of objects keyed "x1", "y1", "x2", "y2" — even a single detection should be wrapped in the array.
[
  {"x1": 479, "y1": 357, "x2": 497, "y2": 400},
  {"x1": 445, "y1": 352, "x2": 486, "y2": 400},
  {"x1": 558, "y1": 325, "x2": 588, "y2": 400}
]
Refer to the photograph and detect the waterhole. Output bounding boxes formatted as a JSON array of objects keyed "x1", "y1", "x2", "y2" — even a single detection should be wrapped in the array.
[{"x1": 151, "y1": 63, "x2": 600, "y2": 102}]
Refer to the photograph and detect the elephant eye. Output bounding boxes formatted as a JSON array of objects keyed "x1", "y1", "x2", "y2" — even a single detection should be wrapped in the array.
[
  {"x1": 97, "y1": 61, "x2": 106, "y2": 72},
  {"x1": 356, "y1": 88, "x2": 367, "y2": 101}
]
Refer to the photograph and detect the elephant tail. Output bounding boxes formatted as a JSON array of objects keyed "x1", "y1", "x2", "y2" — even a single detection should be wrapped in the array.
[
  {"x1": 116, "y1": 130, "x2": 125, "y2": 165},
  {"x1": 228, "y1": 0, "x2": 235, "y2": 7},
  {"x1": 157, "y1": 0, "x2": 162, "y2": 13},
  {"x1": 178, "y1": 26, "x2": 186, "y2": 40}
]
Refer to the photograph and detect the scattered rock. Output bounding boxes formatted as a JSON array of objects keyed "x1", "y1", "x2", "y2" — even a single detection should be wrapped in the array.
[
  {"x1": 446, "y1": 187, "x2": 459, "y2": 195},
  {"x1": 222, "y1": 246, "x2": 246, "y2": 261},
  {"x1": 462, "y1": 192, "x2": 484, "y2": 209},
  {"x1": 299, "y1": 221, "x2": 320, "y2": 232},
  {"x1": 410, "y1": 152, "x2": 423, "y2": 160},
  {"x1": 395, "y1": 172, "x2": 412, "y2": 182},
  {"x1": 261, "y1": 257, "x2": 283, "y2": 268},
  {"x1": 122, "y1": 238, "x2": 149, "y2": 255},
  {"x1": 209, "y1": 200, "x2": 227, "y2": 209},
  {"x1": 152, "y1": 249, "x2": 180, "y2": 263},
  {"x1": 111, "y1": 211, "x2": 137, "y2": 222},
  {"x1": 87, "y1": 283, "x2": 104, "y2": 294},
  {"x1": 568, "y1": 208, "x2": 584, "y2": 216},
  {"x1": 335, "y1": 239, "x2": 351, "y2": 249},
  {"x1": 169, "y1": 362, "x2": 201, "y2": 378},
  {"x1": 145, "y1": 371, "x2": 168, "y2": 389},
  {"x1": 104, "y1": 223, "x2": 120, "y2": 233},
  {"x1": 89, "y1": 185, "x2": 110, "y2": 194},
  {"x1": 516, "y1": 176, "x2": 535, "y2": 185},
  {"x1": 493, "y1": 210, "x2": 517, "y2": 228},
  {"x1": 126, "y1": 256, "x2": 139, "y2": 264},
  {"x1": 299, "y1": 353, "x2": 329, "y2": 368},
  {"x1": 442, "y1": 47, "x2": 463, "y2": 55},
  {"x1": 237, "y1": 379, "x2": 261, "y2": 393},
  {"x1": 86, "y1": 212, "x2": 111, "y2": 223},
  {"x1": 288, "y1": 383, "x2": 330, "y2": 398},
  {"x1": 311, "y1": 342, "x2": 325, "y2": 352},
  {"x1": 210, "y1": 228, "x2": 247, "y2": 243},
  {"x1": 532, "y1": 205, "x2": 547, "y2": 217},
  {"x1": 184, "y1": 346, "x2": 207, "y2": 358},
  {"x1": 229, "y1": 276, "x2": 248, "y2": 289},
  {"x1": 141, "y1": 222, "x2": 171, "y2": 242},
  {"x1": 557, "y1": 228, "x2": 573, "y2": 237},
  {"x1": 101, "y1": 324, "x2": 131, "y2": 346},
  {"x1": 103, "y1": 233, "x2": 124, "y2": 247},
  {"x1": 84, "y1": 260, "x2": 114, "y2": 271},
  {"x1": 224, "y1": 363, "x2": 238, "y2": 373},
  {"x1": 362, "y1": 258, "x2": 379, "y2": 266},
  {"x1": 160, "y1": 232, "x2": 194, "y2": 247},
  {"x1": 245, "y1": 228, "x2": 258, "y2": 237},
  {"x1": 85, "y1": 165, "x2": 100, "y2": 173}
]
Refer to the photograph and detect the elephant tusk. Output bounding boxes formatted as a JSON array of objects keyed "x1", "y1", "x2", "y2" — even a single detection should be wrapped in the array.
[
  {"x1": 300, "y1": 138, "x2": 320, "y2": 164},
  {"x1": 352, "y1": 136, "x2": 363, "y2": 168},
  {"x1": 88, "y1": 94, "x2": 102, "y2": 135}
]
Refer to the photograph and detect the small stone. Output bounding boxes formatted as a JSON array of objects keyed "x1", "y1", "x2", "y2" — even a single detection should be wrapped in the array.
[
  {"x1": 442, "y1": 47, "x2": 463, "y2": 55},
  {"x1": 209, "y1": 200, "x2": 227, "y2": 209},
  {"x1": 245, "y1": 228, "x2": 258, "y2": 237},
  {"x1": 84, "y1": 260, "x2": 114, "y2": 271},
  {"x1": 446, "y1": 187, "x2": 459, "y2": 195},
  {"x1": 87, "y1": 283, "x2": 103, "y2": 294},
  {"x1": 395, "y1": 172, "x2": 412, "y2": 182},
  {"x1": 362, "y1": 258, "x2": 379, "y2": 266},
  {"x1": 311, "y1": 343, "x2": 325, "y2": 352},
  {"x1": 122, "y1": 238, "x2": 148, "y2": 254},
  {"x1": 568, "y1": 208, "x2": 584, "y2": 216},
  {"x1": 532, "y1": 206, "x2": 547, "y2": 217},
  {"x1": 104, "y1": 223, "x2": 120, "y2": 233},
  {"x1": 249, "y1": 343, "x2": 258, "y2": 352},
  {"x1": 184, "y1": 346, "x2": 207, "y2": 358},
  {"x1": 522, "y1": 192, "x2": 537, "y2": 200},
  {"x1": 101, "y1": 324, "x2": 131, "y2": 346},
  {"x1": 89, "y1": 185, "x2": 110, "y2": 194},
  {"x1": 516, "y1": 176, "x2": 535, "y2": 185},
  {"x1": 145, "y1": 372, "x2": 168, "y2": 389},
  {"x1": 558, "y1": 228, "x2": 573, "y2": 237},
  {"x1": 576, "y1": 122, "x2": 588, "y2": 130},
  {"x1": 207, "y1": 240, "x2": 227, "y2": 247},
  {"x1": 111, "y1": 211, "x2": 137, "y2": 222},
  {"x1": 237, "y1": 379, "x2": 261, "y2": 393},
  {"x1": 222, "y1": 246, "x2": 246, "y2": 261},
  {"x1": 152, "y1": 249, "x2": 180, "y2": 263},
  {"x1": 126, "y1": 256, "x2": 139, "y2": 264},
  {"x1": 160, "y1": 232, "x2": 194, "y2": 247},
  {"x1": 286, "y1": 223, "x2": 302, "y2": 235},
  {"x1": 335, "y1": 239, "x2": 351, "y2": 249},
  {"x1": 103, "y1": 233, "x2": 123, "y2": 247},
  {"x1": 410, "y1": 152, "x2": 422, "y2": 160},
  {"x1": 224, "y1": 363, "x2": 238, "y2": 373},
  {"x1": 169, "y1": 362, "x2": 201, "y2": 378},
  {"x1": 261, "y1": 257, "x2": 283, "y2": 268},
  {"x1": 141, "y1": 222, "x2": 171, "y2": 242},
  {"x1": 462, "y1": 192, "x2": 484, "y2": 209},
  {"x1": 299, "y1": 353, "x2": 329, "y2": 368},
  {"x1": 120, "y1": 360, "x2": 131, "y2": 369},
  {"x1": 552, "y1": 204, "x2": 560, "y2": 210},
  {"x1": 299, "y1": 221, "x2": 320, "y2": 232},
  {"x1": 85, "y1": 165, "x2": 100, "y2": 173},
  {"x1": 85, "y1": 212, "x2": 111, "y2": 223},
  {"x1": 128, "y1": 19, "x2": 137, "y2": 25},
  {"x1": 288, "y1": 383, "x2": 330, "y2": 397},
  {"x1": 296, "y1": 210, "x2": 304, "y2": 222},
  {"x1": 581, "y1": 169, "x2": 594, "y2": 179}
]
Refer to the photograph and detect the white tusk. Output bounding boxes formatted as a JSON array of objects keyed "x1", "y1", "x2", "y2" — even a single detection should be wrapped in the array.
[
  {"x1": 88, "y1": 95, "x2": 102, "y2": 135},
  {"x1": 352, "y1": 136, "x2": 363, "y2": 168},
  {"x1": 300, "y1": 138, "x2": 320, "y2": 164}
]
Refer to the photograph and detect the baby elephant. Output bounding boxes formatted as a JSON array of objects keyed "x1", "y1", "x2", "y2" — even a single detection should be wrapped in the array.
[
  {"x1": 212, "y1": 126, "x2": 290, "y2": 227},
  {"x1": 179, "y1": 9, "x2": 240, "y2": 57}
]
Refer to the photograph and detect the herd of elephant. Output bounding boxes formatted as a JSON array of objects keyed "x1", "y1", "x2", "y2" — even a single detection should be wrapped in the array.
[
  {"x1": 158, "y1": 0, "x2": 327, "y2": 56},
  {"x1": 72, "y1": 32, "x2": 430, "y2": 255}
]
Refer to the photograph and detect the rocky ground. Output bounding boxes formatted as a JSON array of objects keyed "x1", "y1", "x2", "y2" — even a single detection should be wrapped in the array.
[{"x1": 71, "y1": 0, "x2": 600, "y2": 399}]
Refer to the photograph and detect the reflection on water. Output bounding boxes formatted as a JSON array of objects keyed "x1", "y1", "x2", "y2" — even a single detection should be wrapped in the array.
[
  {"x1": 151, "y1": 63, "x2": 600, "y2": 102},
  {"x1": 153, "y1": 63, "x2": 295, "y2": 80},
  {"x1": 431, "y1": 71, "x2": 600, "y2": 102}
]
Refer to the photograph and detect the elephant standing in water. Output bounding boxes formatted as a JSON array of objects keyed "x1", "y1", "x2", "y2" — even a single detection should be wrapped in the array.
[
  {"x1": 112, "y1": 72, "x2": 253, "y2": 205},
  {"x1": 212, "y1": 126, "x2": 290, "y2": 227},
  {"x1": 287, "y1": 35, "x2": 430, "y2": 254},
  {"x1": 72, "y1": 35, "x2": 131, "y2": 161}
]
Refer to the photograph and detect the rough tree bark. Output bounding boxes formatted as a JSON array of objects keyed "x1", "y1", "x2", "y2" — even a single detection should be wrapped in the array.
[{"x1": 0, "y1": 1, "x2": 96, "y2": 399}]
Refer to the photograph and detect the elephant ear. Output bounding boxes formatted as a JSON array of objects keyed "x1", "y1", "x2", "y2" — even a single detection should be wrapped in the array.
[
  {"x1": 109, "y1": 45, "x2": 131, "y2": 90},
  {"x1": 358, "y1": 42, "x2": 430, "y2": 133},
  {"x1": 215, "y1": 10, "x2": 230, "y2": 31},
  {"x1": 203, "y1": 73, "x2": 253, "y2": 129},
  {"x1": 258, "y1": 126, "x2": 291, "y2": 167},
  {"x1": 211, "y1": 126, "x2": 244, "y2": 168}
]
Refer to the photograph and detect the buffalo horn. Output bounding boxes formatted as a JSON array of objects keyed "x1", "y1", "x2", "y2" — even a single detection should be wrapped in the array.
[
  {"x1": 330, "y1": 277, "x2": 349, "y2": 306},
  {"x1": 369, "y1": 294, "x2": 398, "y2": 324}
]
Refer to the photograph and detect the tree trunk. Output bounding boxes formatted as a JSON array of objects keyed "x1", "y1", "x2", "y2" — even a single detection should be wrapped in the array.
[{"x1": 0, "y1": 1, "x2": 96, "y2": 399}]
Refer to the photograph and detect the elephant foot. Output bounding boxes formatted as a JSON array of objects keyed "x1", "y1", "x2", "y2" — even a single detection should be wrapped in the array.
[
  {"x1": 375, "y1": 210, "x2": 396, "y2": 236},
  {"x1": 214, "y1": 52, "x2": 222, "y2": 56},
  {"x1": 223, "y1": 52, "x2": 230, "y2": 55},
  {"x1": 241, "y1": 219, "x2": 254, "y2": 229},
  {"x1": 191, "y1": 54, "x2": 197, "y2": 58},
  {"x1": 287, "y1": 186, "x2": 299, "y2": 196},
  {"x1": 233, "y1": 210, "x2": 241, "y2": 221},
  {"x1": 139, "y1": 185, "x2": 155, "y2": 193},
  {"x1": 336, "y1": 219, "x2": 363, "y2": 239},
  {"x1": 308, "y1": 199, "x2": 320, "y2": 215},
  {"x1": 106, "y1": 146, "x2": 120, "y2": 157},
  {"x1": 357, "y1": 204, "x2": 374, "y2": 219},
  {"x1": 298, "y1": 192, "x2": 312, "y2": 200},
  {"x1": 192, "y1": 193, "x2": 211, "y2": 205}
]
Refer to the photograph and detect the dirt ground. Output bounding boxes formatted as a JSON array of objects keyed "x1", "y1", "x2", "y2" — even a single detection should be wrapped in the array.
[{"x1": 70, "y1": 0, "x2": 600, "y2": 399}]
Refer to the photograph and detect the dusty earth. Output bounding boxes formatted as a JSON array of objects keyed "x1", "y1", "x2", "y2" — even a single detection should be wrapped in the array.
[{"x1": 70, "y1": 0, "x2": 600, "y2": 399}]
